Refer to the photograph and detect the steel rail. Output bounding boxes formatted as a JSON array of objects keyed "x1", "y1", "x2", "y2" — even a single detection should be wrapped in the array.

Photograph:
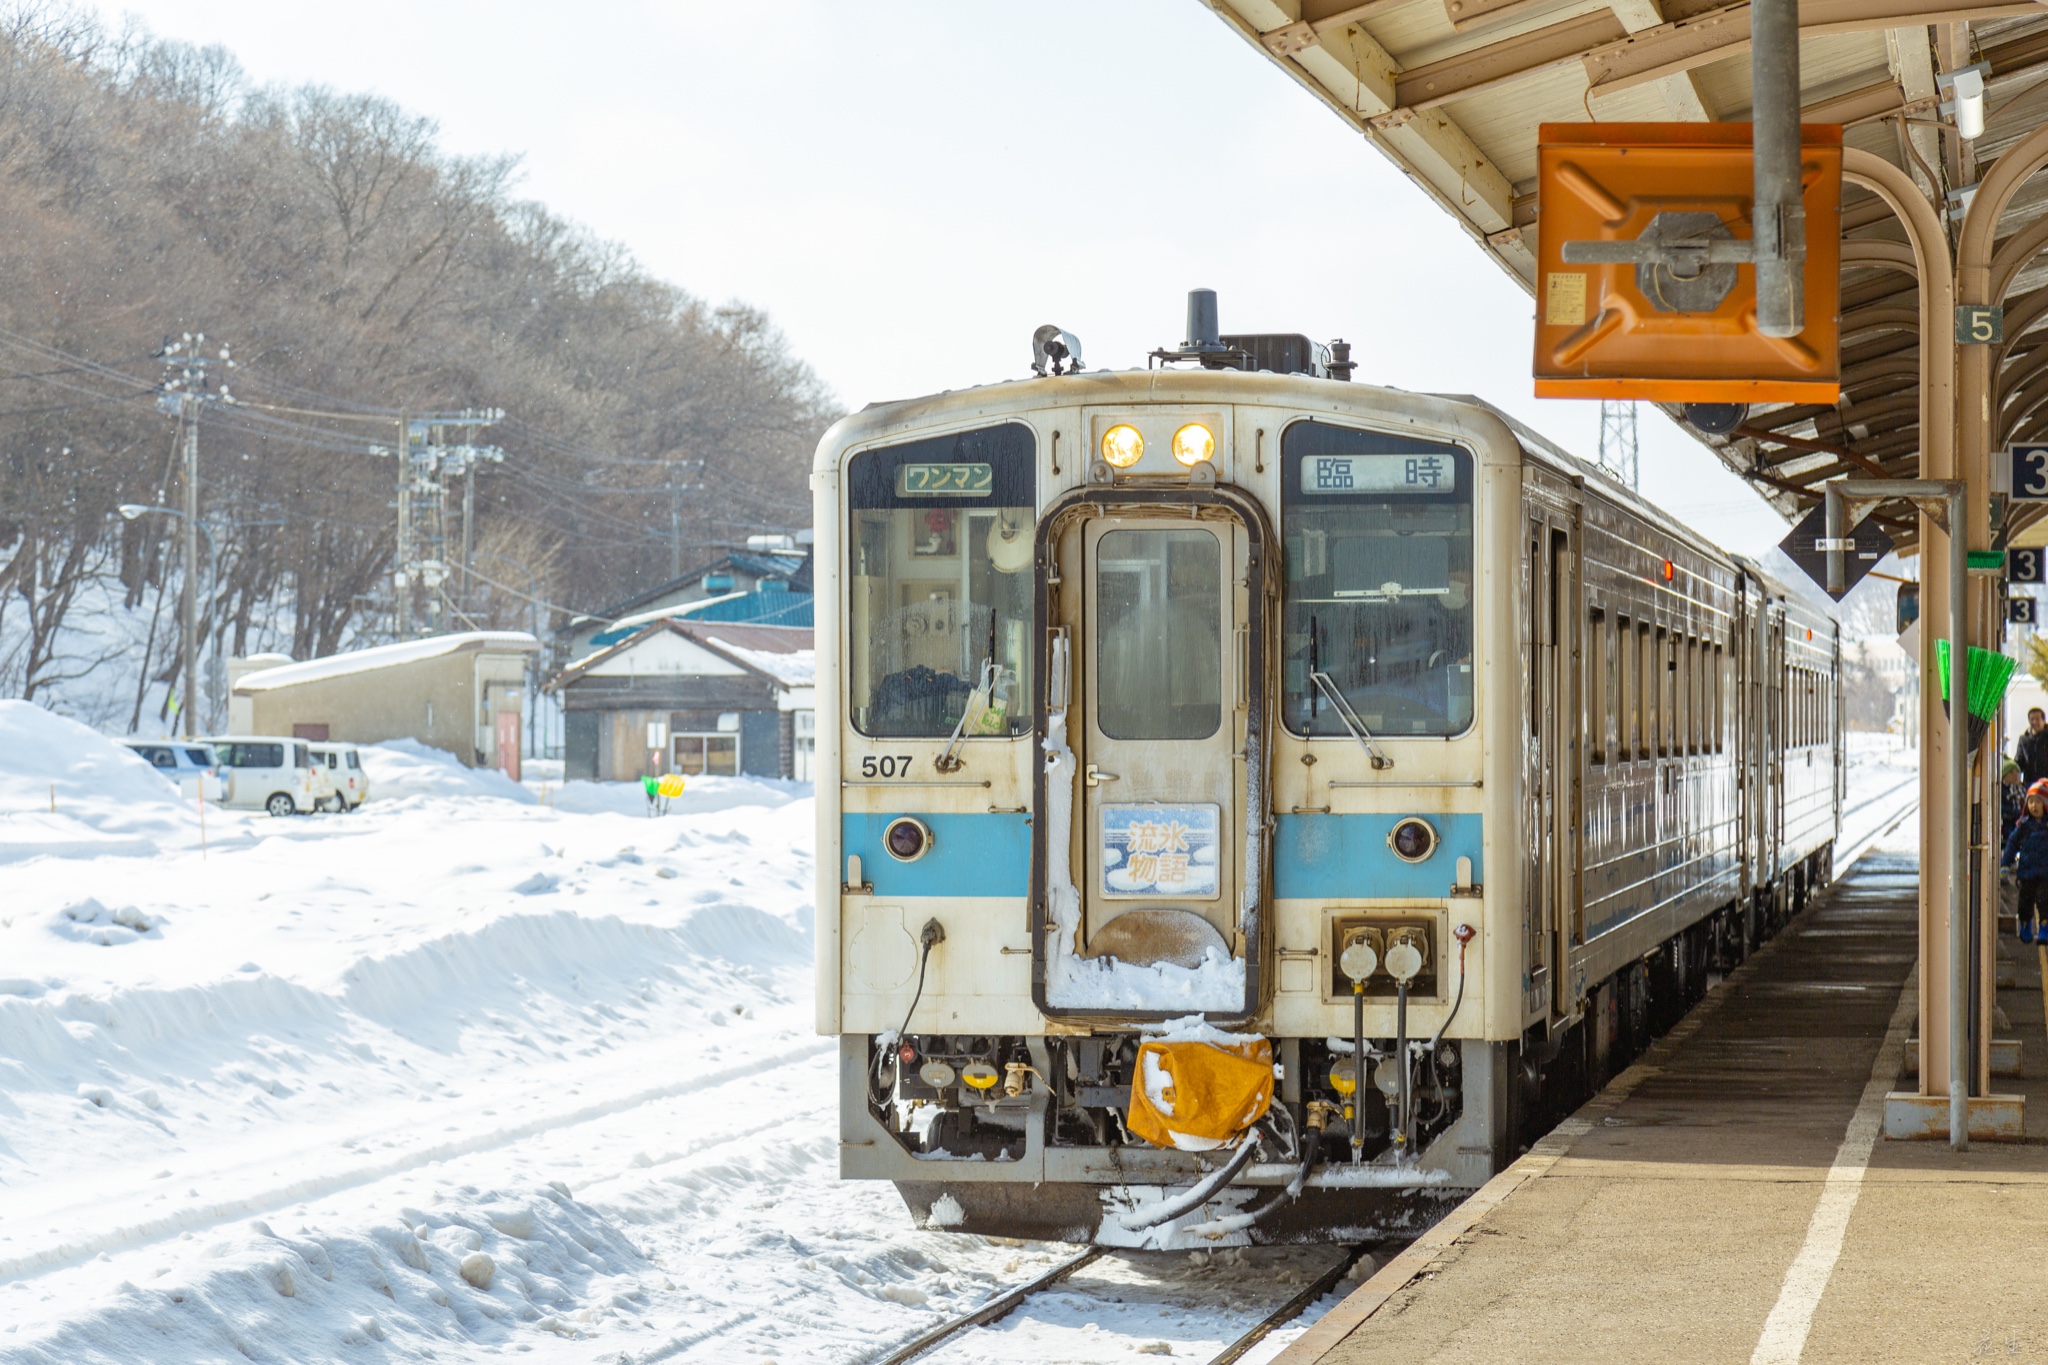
[
  {"x1": 870, "y1": 1246, "x2": 1104, "y2": 1365},
  {"x1": 865, "y1": 1241, "x2": 1375, "y2": 1365},
  {"x1": 1206, "y1": 1245, "x2": 1374, "y2": 1365}
]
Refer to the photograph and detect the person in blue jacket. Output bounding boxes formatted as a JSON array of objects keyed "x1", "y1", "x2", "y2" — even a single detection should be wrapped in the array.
[{"x1": 2001, "y1": 779, "x2": 2048, "y2": 942}]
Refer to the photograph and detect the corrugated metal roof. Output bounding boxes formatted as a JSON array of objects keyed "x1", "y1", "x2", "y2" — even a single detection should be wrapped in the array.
[{"x1": 1204, "y1": 0, "x2": 2048, "y2": 551}]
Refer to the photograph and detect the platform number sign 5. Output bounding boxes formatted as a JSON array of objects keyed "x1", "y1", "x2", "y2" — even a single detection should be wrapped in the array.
[
  {"x1": 2014, "y1": 445, "x2": 2048, "y2": 500},
  {"x1": 2013, "y1": 596, "x2": 2039, "y2": 626},
  {"x1": 1959, "y1": 304, "x2": 2004, "y2": 345},
  {"x1": 2013, "y1": 548, "x2": 2046, "y2": 585}
]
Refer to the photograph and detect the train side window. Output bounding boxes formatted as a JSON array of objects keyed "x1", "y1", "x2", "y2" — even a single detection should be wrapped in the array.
[
  {"x1": 1636, "y1": 621, "x2": 1652, "y2": 760},
  {"x1": 1616, "y1": 614, "x2": 1633, "y2": 761},
  {"x1": 1646, "y1": 626, "x2": 1662, "y2": 757},
  {"x1": 1279, "y1": 421, "x2": 1474, "y2": 739},
  {"x1": 1794, "y1": 663, "x2": 1810, "y2": 749},
  {"x1": 1688, "y1": 638, "x2": 1703, "y2": 755},
  {"x1": 1588, "y1": 607, "x2": 1607, "y2": 765},
  {"x1": 1703, "y1": 642, "x2": 1720, "y2": 757},
  {"x1": 846, "y1": 422, "x2": 1037, "y2": 738},
  {"x1": 1675, "y1": 636, "x2": 1689, "y2": 756}
]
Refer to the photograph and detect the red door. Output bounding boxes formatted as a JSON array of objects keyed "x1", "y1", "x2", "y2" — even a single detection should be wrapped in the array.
[{"x1": 495, "y1": 712, "x2": 522, "y2": 783}]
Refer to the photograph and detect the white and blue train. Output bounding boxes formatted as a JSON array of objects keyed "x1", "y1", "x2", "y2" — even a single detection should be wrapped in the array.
[{"x1": 812, "y1": 294, "x2": 1841, "y2": 1244}]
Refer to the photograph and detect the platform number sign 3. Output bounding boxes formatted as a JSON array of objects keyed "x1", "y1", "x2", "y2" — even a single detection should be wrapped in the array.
[
  {"x1": 2013, "y1": 445, "x2": 2048, "y2": 500},
  {"x1": 2013, "y1": 596, "x2": 2039, "y2": 626},
  {"x1": 2013, "y1": 548, "x2": 2046, "y2": 585}
]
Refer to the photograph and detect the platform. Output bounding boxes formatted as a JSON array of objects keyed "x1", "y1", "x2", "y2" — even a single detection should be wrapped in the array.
[{"x1": 1281, "y1": 851, "x2": 2048, "y2": 1365}]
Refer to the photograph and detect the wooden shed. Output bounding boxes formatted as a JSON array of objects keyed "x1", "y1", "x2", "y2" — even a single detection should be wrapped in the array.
[{"x1": 546, "y1": 621, "x2": 814, "y2": 783}]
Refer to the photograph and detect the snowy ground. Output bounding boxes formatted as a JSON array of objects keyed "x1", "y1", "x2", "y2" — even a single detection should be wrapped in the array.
[
  {"x1": 0, "y1": 703, "x2": 1083, "y2": 1364},
  {"x1": 0, "y1": 707, "x2": 1922, "y2": 1364}
]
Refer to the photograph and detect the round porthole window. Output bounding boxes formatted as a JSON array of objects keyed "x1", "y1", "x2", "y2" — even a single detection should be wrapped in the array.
[
  {"x1": 884, "y1": 816, "x2": 934, "y2": 863},
  {"x1": 1388, "y1": 817, "x2": 1438, "y2": 864}
]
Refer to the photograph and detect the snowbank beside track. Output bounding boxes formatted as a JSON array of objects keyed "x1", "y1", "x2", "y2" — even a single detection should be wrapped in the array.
[{"x1": 0, "y1": 765, "x2": 830, "y2": 1361}]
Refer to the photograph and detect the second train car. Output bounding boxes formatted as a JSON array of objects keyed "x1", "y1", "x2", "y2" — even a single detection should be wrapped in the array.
[{"x1": 813, "y1": 295, "x2": 1842, "y2": 1245}]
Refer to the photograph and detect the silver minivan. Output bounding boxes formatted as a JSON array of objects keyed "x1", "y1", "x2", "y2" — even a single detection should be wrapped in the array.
[
  {"x1": 122, "y1": 740, "x2": 225, "y2": 802},
  {"x1": 207, "y1": 737, "x2": 321, "y2": 816}
]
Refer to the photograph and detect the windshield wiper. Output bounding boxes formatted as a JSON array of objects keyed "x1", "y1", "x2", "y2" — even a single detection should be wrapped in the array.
[
  {"x1": 935, "y1": 656, "x2": 997, "y2": 773},
  {"x1": 1310, "y1": 670, "x2": 1392, "y2": 771}
]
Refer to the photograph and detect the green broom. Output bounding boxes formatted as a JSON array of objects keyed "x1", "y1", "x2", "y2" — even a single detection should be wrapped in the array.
[{"x1": 1934, "y1": 639, "x2": 2019, "y2": 753}]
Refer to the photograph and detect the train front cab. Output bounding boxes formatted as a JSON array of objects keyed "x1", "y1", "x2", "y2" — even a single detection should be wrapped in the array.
[{"x1": 813, "y1": 382, "x2": 1534, "y2": 1244}]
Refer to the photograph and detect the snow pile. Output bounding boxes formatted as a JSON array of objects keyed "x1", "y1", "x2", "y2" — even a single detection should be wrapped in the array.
[
  {"x1": 6, "y1": 1187, "x2": 654, "y2": 1363},
  {"x1": 0, "y1": 701, "x2": 209, "y2": 861},
  {"x1": 715, "y1": 641, "x2": 815, "y2": 686},
  {"x1": 358, "y1": 738, "x2": 536, "y2": 805}
]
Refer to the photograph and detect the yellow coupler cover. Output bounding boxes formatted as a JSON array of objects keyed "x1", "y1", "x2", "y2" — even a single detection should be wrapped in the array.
[{"x1": 1127, "y1": 1038, "x2": 1273, "y2": 1152}]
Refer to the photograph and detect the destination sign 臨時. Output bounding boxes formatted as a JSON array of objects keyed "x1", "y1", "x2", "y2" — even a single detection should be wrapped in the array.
[{"x1": 1301, "y1": 453, "x2": 1457, "y2": 496}]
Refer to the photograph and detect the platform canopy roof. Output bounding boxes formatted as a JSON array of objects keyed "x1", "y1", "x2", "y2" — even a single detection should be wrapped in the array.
[{"x1": 1203, "y1": 0, "x2": 2048, "y2": 551}]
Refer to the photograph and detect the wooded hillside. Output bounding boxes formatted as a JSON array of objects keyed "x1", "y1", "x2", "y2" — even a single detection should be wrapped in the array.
[{"x1": 0, "y1": 10, "x2": 834, "y2": 722}]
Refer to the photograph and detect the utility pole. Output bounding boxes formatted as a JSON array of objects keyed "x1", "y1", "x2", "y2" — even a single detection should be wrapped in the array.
[
  {"x1": 669, "y1": 461, "x2": 683, "y2": 582},
  {"x1": 181, "y1": 411, "x2": 198, "y2": 738},
  {"x1": 462, "y1": 460, "x2": 476, "y2": 609},
  {"x1": 159, "y1": 334, "x2": 232, "y2": 736},
  {"x1": 394, "y1": 408, "x2": 410, "y2": 643},
  {"x1": 381, "y1": 409, "x2": 504, "y2": 638}
]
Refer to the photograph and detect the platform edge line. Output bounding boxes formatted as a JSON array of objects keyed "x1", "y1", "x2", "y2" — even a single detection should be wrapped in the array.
[
  {"x1": 1747, "y1": 969, "x2": 1917, "y2": 1365},
  {"x1": 1271, "y1": 852, "x2": 1890, "y2": 1365}
]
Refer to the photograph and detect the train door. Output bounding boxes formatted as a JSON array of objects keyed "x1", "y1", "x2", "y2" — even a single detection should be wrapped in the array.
[
  {"x1": 1077, "y1": 512, "x2": 1247, "y2": 967},
  {"x1": 1524, "y1": 505, "x2": 1583, "y2": 1025}
]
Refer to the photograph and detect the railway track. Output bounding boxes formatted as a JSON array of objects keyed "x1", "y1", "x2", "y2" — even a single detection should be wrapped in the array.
[
  {"x1": 1837, "y1": 777, "x2": 1918, "y2": 871},
  {"x1": 870, "y1": 1243, "x2": 1376, "y2": 1365}
]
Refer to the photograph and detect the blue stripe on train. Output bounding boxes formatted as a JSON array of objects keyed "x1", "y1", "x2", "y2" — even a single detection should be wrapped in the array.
[
  {"x1": 842, "y1": 811, "x2": 1482, "y2": 900},
  {"x1": 1272, "y1": 813, "x2": 1484, "y2": 899},
  {"x1": 843, "y1": 812, "x2": 1033, "y2": 897}
]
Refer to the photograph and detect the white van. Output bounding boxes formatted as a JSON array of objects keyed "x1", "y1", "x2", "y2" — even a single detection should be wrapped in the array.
[
  {"x1": 307, "y1": 741, "x2": 370, "y2": 811},
  {"x1": 207, "y1": 737, "x2": 320, "y2": 816}
]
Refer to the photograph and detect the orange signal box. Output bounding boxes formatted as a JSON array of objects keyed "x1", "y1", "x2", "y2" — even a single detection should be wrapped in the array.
[{"x1": 1532, "y1": 122, "x2": 1842, "y2": 404}]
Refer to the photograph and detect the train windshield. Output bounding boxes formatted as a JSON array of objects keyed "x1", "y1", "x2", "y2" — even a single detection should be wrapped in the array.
[
  {"x1": 1280, "y1": 421, "x2": 1474, "y2": 738},
  {"x1": 847, "y1": 422, "x2": 1037, "y2": 738}
]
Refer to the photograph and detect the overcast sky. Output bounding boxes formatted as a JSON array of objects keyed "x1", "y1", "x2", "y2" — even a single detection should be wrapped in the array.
[{"x1": 105, "y1": 0, "x2": 1791, "y2": 554}]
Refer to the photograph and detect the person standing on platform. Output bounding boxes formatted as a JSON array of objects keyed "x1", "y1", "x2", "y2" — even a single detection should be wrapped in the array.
[
  {"x1": 2017, "y1": 708, "x2": 2048, "y2": 787},
  {"x1": 2003, "y1": 760, "x2": 2026, "y2": 845},
  {"x1": 2000, "y1": 779, "x2": 2048, "y2": 942}
]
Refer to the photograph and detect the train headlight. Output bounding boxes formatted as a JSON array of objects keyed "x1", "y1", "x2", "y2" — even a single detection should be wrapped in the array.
[
  {"x1": 1101, "y1": 424, "x2": 1144, "y2": 468},
  {"x1": 884, "y1": 816, "x2": 933, "y2": 862},
  {"x1": 1171, "y1": 423, "x2": 1215, "y2": 466},
  {"x1": 1388, "y1": 817, "x2": 1437, "y2": 863}
]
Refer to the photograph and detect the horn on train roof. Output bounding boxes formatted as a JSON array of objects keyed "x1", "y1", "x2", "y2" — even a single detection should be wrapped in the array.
[{"x1": 1031, "y1": 324, "x2": 1083, "y2": 377}]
